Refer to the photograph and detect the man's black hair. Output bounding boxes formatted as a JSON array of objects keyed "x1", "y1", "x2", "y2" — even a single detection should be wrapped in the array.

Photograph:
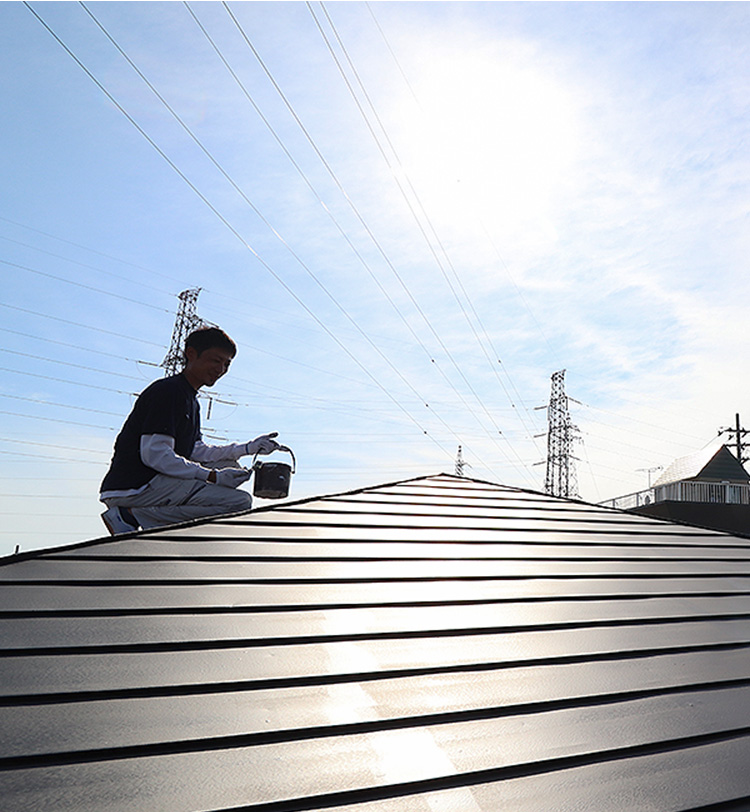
[{"x1": 184, "y1": 327, "x2": 237, "y2": 361}]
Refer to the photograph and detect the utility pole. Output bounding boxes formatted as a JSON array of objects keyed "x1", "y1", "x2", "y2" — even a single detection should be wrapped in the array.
[
  {"x1": 161, "y1": 288, "x2": 209, "y2": 376},
  {"x1": 718, "y1": 413, "x2": 750, "y2": 465},
  {"x1": 543, "y1": 370, "x2": 580, "y2": 499}
]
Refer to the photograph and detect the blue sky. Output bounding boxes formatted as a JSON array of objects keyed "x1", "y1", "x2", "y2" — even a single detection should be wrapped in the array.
[{"x1": 2, "y1": 1, "x2": 749, "y2": 555}]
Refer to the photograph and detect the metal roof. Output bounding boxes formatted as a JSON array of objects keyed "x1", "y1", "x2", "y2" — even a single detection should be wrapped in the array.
[{"x1": 2, "y1": 473, "x2": 750, "y2": 811}]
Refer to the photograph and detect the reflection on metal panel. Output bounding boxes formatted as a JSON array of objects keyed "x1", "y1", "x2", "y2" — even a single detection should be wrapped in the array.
[{"x1": 2, "y1": 474, "x2": 750, "y2": 810}]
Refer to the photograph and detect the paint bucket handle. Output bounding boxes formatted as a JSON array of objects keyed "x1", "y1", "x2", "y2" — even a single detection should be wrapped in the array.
[{"x1": 252, "y1": 445, "x2": 296, "y2": 473}]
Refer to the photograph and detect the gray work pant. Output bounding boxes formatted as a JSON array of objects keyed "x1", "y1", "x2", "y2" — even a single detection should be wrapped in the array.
[{"x1": 103, "y1": 467, "x2": 252, "y2": 530}]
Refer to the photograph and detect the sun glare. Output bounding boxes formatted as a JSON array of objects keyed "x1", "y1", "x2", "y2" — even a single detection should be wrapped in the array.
[{"x1": 392, "y1": 43, "x2": 580, "y2": 247}]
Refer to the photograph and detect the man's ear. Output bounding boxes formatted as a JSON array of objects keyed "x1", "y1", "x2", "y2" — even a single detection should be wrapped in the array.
[{"x1": 184, "y1": 346, "x2": 199, "y2": 365}]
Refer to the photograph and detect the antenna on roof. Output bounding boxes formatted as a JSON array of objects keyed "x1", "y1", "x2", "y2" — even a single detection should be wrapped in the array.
[
  {"x1": 542, "y1": 370, "x2": 580, "y2": 499},
  {"x1": 636, "y1": 465, "x2": 663, "y2": 488},
  {"x1": 161, "y1": 288, "x2": 210, "y2": 376}
]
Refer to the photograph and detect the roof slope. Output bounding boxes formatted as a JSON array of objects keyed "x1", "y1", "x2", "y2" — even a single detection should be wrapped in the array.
[
  {"x1": 2, "y1": 473, "x2": 750, "y2": 811},
  {"x1": 653, "y1": 443, "x2": 750, "y2": 487}
]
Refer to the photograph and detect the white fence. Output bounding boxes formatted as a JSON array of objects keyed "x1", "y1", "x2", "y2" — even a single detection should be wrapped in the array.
[{"x1": 601, "y1": 481, "x2": 750, "y2": 510}]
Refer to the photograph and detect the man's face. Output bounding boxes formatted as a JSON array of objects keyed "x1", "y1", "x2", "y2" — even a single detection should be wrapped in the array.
[{"x1": 183, "y1": 346, "x2": 234, "y2": 390}]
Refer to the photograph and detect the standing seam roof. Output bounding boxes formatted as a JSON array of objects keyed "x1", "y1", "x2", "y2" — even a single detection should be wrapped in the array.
[{"x1": 2, "y1": 473, "x2": 750, "y2": 811}]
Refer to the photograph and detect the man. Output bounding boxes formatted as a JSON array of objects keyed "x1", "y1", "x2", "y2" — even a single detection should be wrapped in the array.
[{"x1": 99, "y1": 326, "x2": 280, "y2": 534}]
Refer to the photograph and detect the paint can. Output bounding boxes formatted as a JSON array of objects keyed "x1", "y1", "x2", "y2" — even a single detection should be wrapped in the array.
[{"x1": 252, "y1": 446, "x2": 296, "y2": 500}]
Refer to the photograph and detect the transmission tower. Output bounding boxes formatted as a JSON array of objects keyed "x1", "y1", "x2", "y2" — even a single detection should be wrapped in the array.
[
  {"x1": 718, "y1": 413, "x2": 750, "y2": 465},
  {"x1": 161, "y1": 288, "x2": 209, "y2": 376},
  {"x1": 455, "y1": 445, "x2": 467, "y2": 476},
  {"x1": 543, "y1": 370, "x2": 580, "y2": 499}
]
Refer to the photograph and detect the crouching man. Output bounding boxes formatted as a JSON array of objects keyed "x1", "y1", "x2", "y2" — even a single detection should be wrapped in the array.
[{"x1": 99, "y1": 326, "x2": 280, "y2": 534}]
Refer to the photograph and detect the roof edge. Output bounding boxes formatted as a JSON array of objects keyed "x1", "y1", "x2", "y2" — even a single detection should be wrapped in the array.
[
  {"x1": 0, "y1": 472, "x2": 473, "y2": 565},
  {"x1": 4, "y1": 471, "x2": 657, "y2": 566}
]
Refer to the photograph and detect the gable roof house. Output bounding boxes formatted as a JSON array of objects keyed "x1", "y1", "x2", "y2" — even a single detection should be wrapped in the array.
[
  {"x1": 3, "y1": 473, "x2": 750, "y2": 811},
  {"x1": 603, "y1": 444, "x2": 750, "y2": 536}
]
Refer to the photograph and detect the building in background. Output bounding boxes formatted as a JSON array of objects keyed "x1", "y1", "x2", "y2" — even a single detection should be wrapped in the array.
[{"x1": 602, "y1": 444, "x2": 750, "y2": 536}]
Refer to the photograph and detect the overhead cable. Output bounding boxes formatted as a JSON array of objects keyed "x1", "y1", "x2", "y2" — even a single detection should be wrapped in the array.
[
  {"x1": 219, "y1": 1, "x2": 531, "y2": 483},
  {"x1": 0, "y1": 234, "x2": 173, "y2": 297},
  {"x1": 28, "y1": 2, "x2": 456, "y2": 463},
  {"x1": 313, "y1": 2, "x2": 544, "y2": 456},
  {"x1": 0, "y1": 258, "x2": 172, "y2": 314},
  {"x1": 78, "y1": 1, "x2": 520, "y2": 477},
  {"x1": 0, "y1": 409, "x2": 117, "y2": 431},
  {"x1": 0, "y1": 301, "x2": 164, "y2": 347},
  {"x1": 0, "y1": 327, "x2": 160, "y2": 367},
  {"x1": 0, "y1": 392, "x2": 126, "y2": 418},
  {"x1": 0, "y1": 349, "x2": 153, "y2": 380},
  {"x1": 79, "y1": 1, "x2": 471, "y2": 461}
]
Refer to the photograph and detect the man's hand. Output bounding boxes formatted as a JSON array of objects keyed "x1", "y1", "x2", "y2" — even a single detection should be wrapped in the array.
[
  {"x1": 245, "y1": 432, "x2": 280, "y2": 456},
  {"x1": 210, "y1": 468, "x2": 251, "y2": 488}
]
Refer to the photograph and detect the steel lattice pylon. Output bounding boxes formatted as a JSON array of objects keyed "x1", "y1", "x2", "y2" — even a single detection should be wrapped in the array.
[
  {"x1": 544, "y1": 369, "x2": 580, "y2": 499},
  {"x1": 161, "y1": 288, "x2": 208, "y2": 376},
  {"x1": 455, "y1": 445, "x2": 466, "y2": 477}
]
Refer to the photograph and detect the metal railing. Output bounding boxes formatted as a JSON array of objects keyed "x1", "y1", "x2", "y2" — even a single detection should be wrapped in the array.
[{"x1": 601, "y1": 480, "x2": 750, "y2": 510}]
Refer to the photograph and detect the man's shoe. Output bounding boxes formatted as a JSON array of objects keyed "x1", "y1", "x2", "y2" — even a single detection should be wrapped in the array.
[{"x1": 101, "y1": 506, "x2": 139, "y2": 535}]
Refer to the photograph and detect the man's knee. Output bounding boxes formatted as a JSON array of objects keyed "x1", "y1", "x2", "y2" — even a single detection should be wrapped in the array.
[{"x1": 225, "y1": 489, "x2": 252, "y2": 512}]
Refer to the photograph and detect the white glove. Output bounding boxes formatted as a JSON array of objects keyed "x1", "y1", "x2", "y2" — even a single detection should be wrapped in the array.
[
  {"x1": 213, "y1": 468, "x2": 251, "y2": 488},
  {"x1": 245, "y1": 432, "x2": 280, "y2": 456}
]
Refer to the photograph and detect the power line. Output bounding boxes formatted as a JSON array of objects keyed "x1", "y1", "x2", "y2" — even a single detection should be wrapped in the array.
[
  {"x1": 0, "y1": 349, "x2": 152, "y2": 381},
  {"x1": 364, "y1": 2, "x2": 421, "y2": 107},
  {"x1": 0, "y1": 214, "x2": 185, "y2": 284},
  {"x1": 308, "y1": 2, "x2": 541, "y2": 473},
  {"x1": 316, "y1": 1, "x2": 538, "y2": 421},
  {"x1": 0, "y1": 257, "x2": 173, "y2": 314},
  {"x1": 579, "y1": 402, "x2": 707, "y2": 445},
  {"x1": 0, "y1": 327, "x2": 160, "y2": 368},
  {"x1": 0, "y1": 233, "x2": 174, "y2": 297},
  {"x1": 184, "y1": 2, "x2": 453, "y2": 377},
  {"x1": 352, "y1": 3, "x2": 563, "y2": 451},
  {"x1": 0, "y1": 437, "x2": 110, "y2": 455},
  {"x1": 0, "y1": 214, "x2": 341, "y2": 336},
  {"x1": 0, "y1": 451, "x2": 106, "y2": 465},
  {"x1": 0, "y1": 392, "x2": 126, "y2": 418},
  {"x1": 0, "y1": 301, "x2": 164, "y2": 347},
  {"x1": 0, "y1": 366, "x2": 137, "y2": 395},
  {"x1": 48, "y1": 1, "x2": 498, "y2": 472},
  {"x1": 0, "y1": 307, "x2": 383, "y2": 391},
  {"x1": 219, "y1": 1, "x2": 532, "y2": 483},
  {"x1": 26, "y1": 3, "x2": 401, "y2": 411},
  {"x1": 2, "y1": 331, "x2": 483, "y2": 425},
  {"x1": 187, "y1": 2, "x2": 504, "y2": 459},
  {"x1": 0, "y1": 409, "x2": 118, "y2": 431}
]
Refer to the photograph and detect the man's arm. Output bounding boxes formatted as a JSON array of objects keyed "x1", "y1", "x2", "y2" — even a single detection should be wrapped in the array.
[
  {"x1": 140, "y1": 435, "x2": 252, "y2": 486},
  {"x1": 192, "y1": 433, "x2": 280, "y2": 463},
  {"x1": 191, "y1": 439, "x2": 249, "y2": 464},
  {"x1": 140, "y1": 435, "x2": 212, "y2": 481}
]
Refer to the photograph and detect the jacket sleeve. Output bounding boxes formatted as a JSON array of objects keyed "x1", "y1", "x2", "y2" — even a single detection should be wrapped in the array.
[
  {"x1": 191, "y1": 439, "x2": 249, "y2": 463},
  {"x1": 140, "y1": 434, "x2": 211, "y2": 480}
]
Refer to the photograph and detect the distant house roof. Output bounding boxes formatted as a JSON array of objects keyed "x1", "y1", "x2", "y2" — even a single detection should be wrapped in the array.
[
  {"x1": 2, "y1": 473, "x2": 750, "y2": 810},
  {"x1": 653, "y1": 443, "x2": 750, "y2": 487}
]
